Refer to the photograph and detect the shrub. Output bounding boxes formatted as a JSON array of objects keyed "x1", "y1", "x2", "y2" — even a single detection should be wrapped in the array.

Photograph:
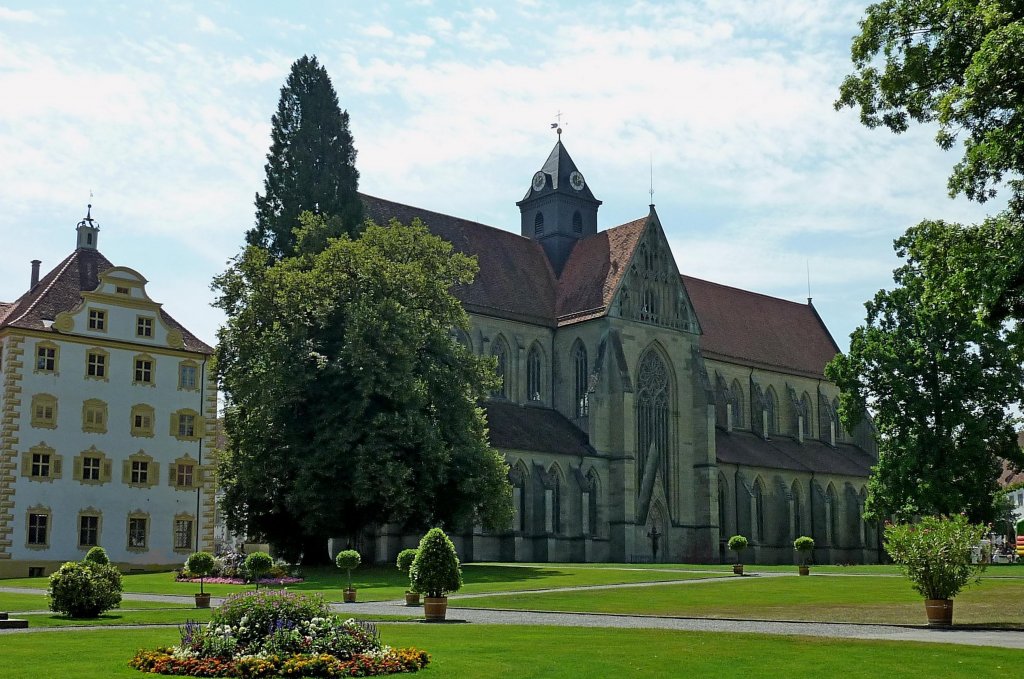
[
  {"x1": 83, "y1": 546, "x2": 110, "y2": 565},
  {"x1": 397, "y1": 549, "x2": 417, "y2": 592},
  {"x1": 410, "y1": 528, "x2": 462, "y2": 598},
  {"x1": 884, "y1": 514, "x2": 988, "y2": 600},
  {"x1": 245, "y1": 551, "x2": 273, "y2": 590},
  {"x1": 213, "y1": 590, "x2": 330, "y2": 646},
  {"x1": 186, "y1": 551, "x2": 216, "y2": 594},
  {"x1": 335, "y1": 550, "x2": 361, "y2": 590},
  {"x1": 48, "y1": 560, "x2": 122, "y2": 617},
  {"x1": 727, "y1": 535, "x2": 748, "y2": 562},
  {"x1": 794, "y1": 536, "x2": 815, "y2": 564}
]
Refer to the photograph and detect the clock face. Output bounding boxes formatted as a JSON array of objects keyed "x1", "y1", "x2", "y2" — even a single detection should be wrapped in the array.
[
  {"x1": 570, "y1": 170, "x2": 585, "y2": 191},
  {"x1": 532, "y1": 171, "x2": 546, "y2": 192}
]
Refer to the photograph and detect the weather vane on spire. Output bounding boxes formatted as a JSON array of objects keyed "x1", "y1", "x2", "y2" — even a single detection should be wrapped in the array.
[{"x1": 550, "y1": 110, "x2": 567, "y2": 139}]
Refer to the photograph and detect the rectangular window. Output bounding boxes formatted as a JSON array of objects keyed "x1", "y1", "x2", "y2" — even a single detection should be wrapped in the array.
[
  {"x1": 84, "y1": 406, "x2": 105, "y2": 429},
  {"x1": 179, "y1": 364, "x2": 198, "y2": 390},
  {"x1": 28, "y1": 514, "x2": 48, "y2": 545},
  {"x1": 31, "y1": 453, "x2": 51, "y2": 478},
  {"x1": 34, "y1": 401, "x2": 54, "y2": 422},
  {"x1": 178, "y1": 414, "x2": 196, "y2": 438},
  {"x1": 176, "y1": 464, "x2": 194, "y2": 488},
  {"x1": 131, "y1": 460, "x2": 149, "y2": 485},
  {"x1": 79, "y1": 515, "x2": 99, "y2": 547},
  {"x1": 134, "y1": 359, "x2": 153, "y2": 383},
  {"x1": 174, "y1": 519, "x2": 193, "y2": 550},
  {"x1": 134, "y1": 413, "x2": 152, "y2": 431},
  {"x1": 87, "y1": 352, "x2": 106, "y2": 378},
  {"x1": 82, "y1": 456, "x2": 101, "y2": 481},
  {"x1": 116, "y1": 286, "x2": 130, "y2": 295},
  {"x1": 128, "y1": 517, "x2": 147, "y2": 549},
  {"x1": 36, "y1": 346, "x2": 56, "y2": 372},
  {"x1": 136, "y1": 317, "x2": 154, "y2": 338},
  {"x1": 88, "y1": 309, "x2": 106, "y2": 331}
]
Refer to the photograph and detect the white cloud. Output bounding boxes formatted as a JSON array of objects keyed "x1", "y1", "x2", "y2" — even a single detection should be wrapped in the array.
[
  {"x1": 0, "y1": 6, "x2": 39, "y2": 22},
  {"x1": 426, "y1": 17, "x2": 452, "y2": 33},
  {"x1": 362, "y1": 24, "x2": 394, "y2": 39}
]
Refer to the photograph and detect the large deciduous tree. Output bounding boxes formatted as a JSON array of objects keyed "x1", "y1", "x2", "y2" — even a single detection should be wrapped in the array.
[
  {"x1": 247, "y1": 55, "x2": 362, "y2": 259},
  {"x1": 215, "y1": 215, "x2": 513, "y2": 561},
  {"x1": 836, "y1": 1, "x2": 1024, "y2": 205},
  {"x1": 825, "y1": 217, "x2": 1024, "y2": 522}
]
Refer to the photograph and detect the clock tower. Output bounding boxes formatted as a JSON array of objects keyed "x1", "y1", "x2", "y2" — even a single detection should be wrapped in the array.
[{"x1": 517, "y1": 140, "x2": 602, "y2": 275}]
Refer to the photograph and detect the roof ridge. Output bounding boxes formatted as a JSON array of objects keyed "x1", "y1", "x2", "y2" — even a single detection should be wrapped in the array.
[
  {"x1": 360, "y1": 192, "x2": 531, "y2": 243},
  {"x1": 682, "y1": 274, "x2": 813, "y2": 309},
  {"x1": 7, "y1": 250, "x2": 81, "y2": 327}
]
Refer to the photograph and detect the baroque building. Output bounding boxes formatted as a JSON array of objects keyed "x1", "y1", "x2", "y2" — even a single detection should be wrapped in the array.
[
  {"x1": 363, "y1": 139, "x2": 880, "y2": 565},
  {"x1": 0, "y1": 209, "x2": 217, "y2": 576}
]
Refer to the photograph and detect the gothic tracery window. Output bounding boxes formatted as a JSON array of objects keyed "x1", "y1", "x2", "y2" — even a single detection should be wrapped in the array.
[
  {"x1": 573, "y1": 341, "x2": 588, "y2": 418},
  {"x1": 492, "y1": 338, "x2": 509, "y2": 399},
  {"x1": 636, "y1": 350, "x2": 670, "y2": 493},
  {"x1": 527, "y1": 344, "x2": 542, "y2": 402},
  {"x1": 765, "y1": 388, "x2": 778, "y2": 435},
  {"x1": 800, "y1": 393, "x2": 813, "y2": 439},
  {"x1": 730, "y1": 379, "x2": 745, "y2": 428}
]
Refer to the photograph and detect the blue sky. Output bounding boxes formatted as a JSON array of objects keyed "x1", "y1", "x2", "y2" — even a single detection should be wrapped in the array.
[{"x1": 0, "y1": 1, "x2": 1006, "y2": 352}]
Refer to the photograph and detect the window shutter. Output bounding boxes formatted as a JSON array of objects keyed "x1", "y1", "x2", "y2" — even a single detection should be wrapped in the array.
[
  {"x1": 102, "y1": 459, "x2": 113, "y2": 482},
  {"x1": 53, "y1": 456, "x2": 62, "y2": 478},
  {"x1": 168, "y1": 463, "x2": 176, "y2": 488},
  {"x1": 170, "y1": 412, "x2": 179, "y2": 437},
  {"x1": 122, "y1": 459, "x2": 131, "y2": 483},
  {"x1": 196, "y1": 416, "x2": 206, "y2": 438},
  {"x1": 73, "y1": 456, "x2": 83, "y2": 481},
  {"x1": 149, "y1": 461, "x2": 159, "y2": 487},
  {"x1": 21, "y1": 453, "x2": 31, "y2": 477}
]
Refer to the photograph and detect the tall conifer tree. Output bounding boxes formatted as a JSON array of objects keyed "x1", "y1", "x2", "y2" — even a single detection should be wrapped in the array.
[{"x1": 247, "y1": 54, "x2": 362, "y2": 258}]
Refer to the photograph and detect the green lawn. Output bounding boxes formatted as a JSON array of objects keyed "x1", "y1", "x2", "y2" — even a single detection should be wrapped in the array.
[
  {"x1": 2, "y1": 624, "x2": 1022, "y2": 679},
  {"x1": 455, "y1": 573, "x2": 1024, "y2": 627},
  {"x1": 0, "y1": 592, "x2": 208, "y2": 612}
]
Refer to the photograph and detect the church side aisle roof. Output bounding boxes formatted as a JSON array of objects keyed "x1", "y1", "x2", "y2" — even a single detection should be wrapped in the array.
[
  {"x1": 485, "y1": 400, "x2": 593, "y2": 456},
  {"x1": 683, "y1": 275, "x2": 841, "y2": 378},
  {"x1": 715, "y1": 429, "x2": 873, "y2": 477},
  {"x1": 0, "y1": 247, "x2": 213, "y2": 354}
]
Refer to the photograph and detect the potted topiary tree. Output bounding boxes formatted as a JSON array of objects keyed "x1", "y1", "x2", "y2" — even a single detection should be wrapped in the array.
[
  {"x1": 244, "y1": 551, "x2": 273, "y2": 591},
  {"x1": 727, "y1": 535, "x2": 748, "y2": 575},
  {"x1": 396, "y1": 548, "x2": 419, "y2": 606},
  {"x1": 186, "y1": 551, "x2": 215, "y2": 608},
  {"x1": 884, "y1": 514, "x2": 987, "y2": 627},
  {"x1": 410, "y1": 528, "x2": 462, "y2": 621},
  {"x1": 335, "y1": 550, "x2": 361, "y2": 603},
  {"x1": 794, "y1": 536, "x2": 815, "y2": 576}
]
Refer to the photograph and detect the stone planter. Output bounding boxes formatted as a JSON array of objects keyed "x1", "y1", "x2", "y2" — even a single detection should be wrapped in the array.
[
  {"x1": 404, "y1": 591, "x2": 420, "y2": 606},
  {"x1": 798, "y1": 565, "x2": 810, "y2": 576},
  {"x1": 424, "y1": 596, "x2": 448, "y2": 621},
  {"x1": 925, "y1": 598, "x2": 953, "y2": 627},
  {"x1": 343, "y1": 588, "x2": 357, "y2": 604},
  {"x1": 194, "y1": 593, "x2": 211, "y2": 608},
  {"x1": 733, "y1": 564, "x2": 744, "y2": 575}
]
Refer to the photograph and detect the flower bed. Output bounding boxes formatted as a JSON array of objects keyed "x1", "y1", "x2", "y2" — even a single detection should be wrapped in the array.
[
  {"x1": 175, "y1": 575, "x2": 304, "y2": 586},
  {"x1": 128, "y1": 590, "x2": 429, "y2": 678}
]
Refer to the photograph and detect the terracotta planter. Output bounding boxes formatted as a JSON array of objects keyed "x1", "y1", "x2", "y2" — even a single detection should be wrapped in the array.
[
  {"x1": 404, "y1": 591, "x2": 421, "y2": 606},
  {"x1": 733, "y1": 564, "x2": 744, "y2": 575},
  {"x1": 798, "y1": 565, "x2": 810, "y2": 576},
  {"x1": 194, "y1": 593, "x2": 211, "y2": 609},
  {"x1": 424, "y1": 596, "x2": 448, "y2": 621},
  {"x1": 925, "y1": 599, "x2": 953, "y2": 627},
  {"x1": 343, "y1": 588, "x2": 357, "y2": 603}
]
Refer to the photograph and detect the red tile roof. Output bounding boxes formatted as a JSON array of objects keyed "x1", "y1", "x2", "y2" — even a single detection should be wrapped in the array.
[
  {"x1": 684, "y1": 276, "x2": 841, "y2": 378},
  {"x1": 0, "y1": 248, "x2": 212, "y2": 354}
]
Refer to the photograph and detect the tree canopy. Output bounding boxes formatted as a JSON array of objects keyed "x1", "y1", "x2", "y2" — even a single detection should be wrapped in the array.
[
  {"x1": 247, "y1": 55, "x2": 362, "y2": 259},
  {"x1": 836, "y1": 1, "x2": 1024, "y2": 205},
  {"x1": 825, "y1": 216, "x2": 1024, "y2": 522},
  {"x1": 215, "y1": 214, "x2": 513, "y2": 561}
]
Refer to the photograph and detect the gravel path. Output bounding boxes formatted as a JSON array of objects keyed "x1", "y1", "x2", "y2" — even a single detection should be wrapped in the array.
[{"x1": 3, "y1": 583, "x2": 1024, "y2": 649}]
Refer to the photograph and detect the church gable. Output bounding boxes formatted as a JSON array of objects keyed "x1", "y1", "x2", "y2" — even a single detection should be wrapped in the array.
[{"x1": 609, "y1": 212, "x2": 699, "y2": 334}]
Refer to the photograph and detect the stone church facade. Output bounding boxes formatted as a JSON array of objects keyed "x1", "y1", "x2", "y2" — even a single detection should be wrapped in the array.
[{"x1": 363, "y1": 140, "x2": 880, "y2": 565}]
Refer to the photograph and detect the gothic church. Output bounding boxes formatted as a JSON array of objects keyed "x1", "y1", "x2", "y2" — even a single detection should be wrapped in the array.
[{"x1": 363, "y1": 140, "x2": 880, "y2": 565}]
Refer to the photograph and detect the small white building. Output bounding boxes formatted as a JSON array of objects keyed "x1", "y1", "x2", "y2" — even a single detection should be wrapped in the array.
[{"x1": 0, "y1": 208, "x2": 216, "y2": 576}]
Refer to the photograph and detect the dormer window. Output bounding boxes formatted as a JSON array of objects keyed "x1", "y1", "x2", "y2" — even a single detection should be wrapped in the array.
[
  {"x1": 116, "y1": 286, "x2": 130, "y2": 295},
  {"x1": 534, "y1": 212, "x2": 544, "y2": 235}
]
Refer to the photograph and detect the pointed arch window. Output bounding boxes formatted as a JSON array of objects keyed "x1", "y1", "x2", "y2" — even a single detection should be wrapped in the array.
[
  {"x1": 832, "y1": 398, "x2": 845, "y2": 442},
  {"x1": 765, "y1": 388, "x2": 778, "y2": 435},
  {"x1": 636, "y1": 350, "x2": 670, "y2": 493},
  {"x1": 800, "y1": 393, "x2": 813, "y2": 439},
  {"x1": 573, "y1": 342, "x2": 588, "y2": 418},
  {"x1": 792, "y1": 481, "x2": 802, "y2": 537},
  {"x1": 730, "y1": 379, "x2": 745, "y2": 428},
  {"x1": 527, "y1": 344, "x2": 542, "y2": 402},
  {"x1": 492, "y1": 339, "x2": 509, "y2": 399},
  {"x1": 534, "y1": 211, "x2": 544, "y2": 235},
  {"x1": 572, "y1": 210, "x2": 583, "y2": 233},
  {"x1": 754, "y1": 481, "x2": 765, "y2": 542}
]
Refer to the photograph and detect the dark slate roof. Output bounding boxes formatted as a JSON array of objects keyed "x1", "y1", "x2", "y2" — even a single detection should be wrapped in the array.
[
  {"x1": 715, "y1": 429, "x2": 874, "y2": 477},
  {"x1": 684, "y1": 276, "x2": 841, "y2": 378},
  {"x1": 484, "y1": 401, "x2": 593, "y2": 456},
  {"x1": 0, "y1": 248, "x2": 213, "y2": 354}
]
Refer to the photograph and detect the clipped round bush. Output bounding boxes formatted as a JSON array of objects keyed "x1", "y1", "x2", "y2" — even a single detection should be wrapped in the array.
[
  {"x1": 410, "y1": 527, "x2": 462, "y2": 598},
  {"x1": 794, "y1": 536, "x2": 815, "y2": 553},
  {"x1": 396, "y1": 548, "x2": 417, "y2": 575},
  {"x1": 186, "y1": 551, "x2": 216, "y2": 593},
  {"x1": 727, "y1": 535, "x2": 748, "y2": 553},
  {"x1": 48, "y1": 560, "x2": 122, "y2": 617},
  {"x1": 244, "y1": 551, "x2": 273, "y2": 589},
  {"x1": 335, "y1": 549, "x2": 361, "y2": 590},
  {"x1": 83, "y1": 546, "x2": 110, "y2": 565}
]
